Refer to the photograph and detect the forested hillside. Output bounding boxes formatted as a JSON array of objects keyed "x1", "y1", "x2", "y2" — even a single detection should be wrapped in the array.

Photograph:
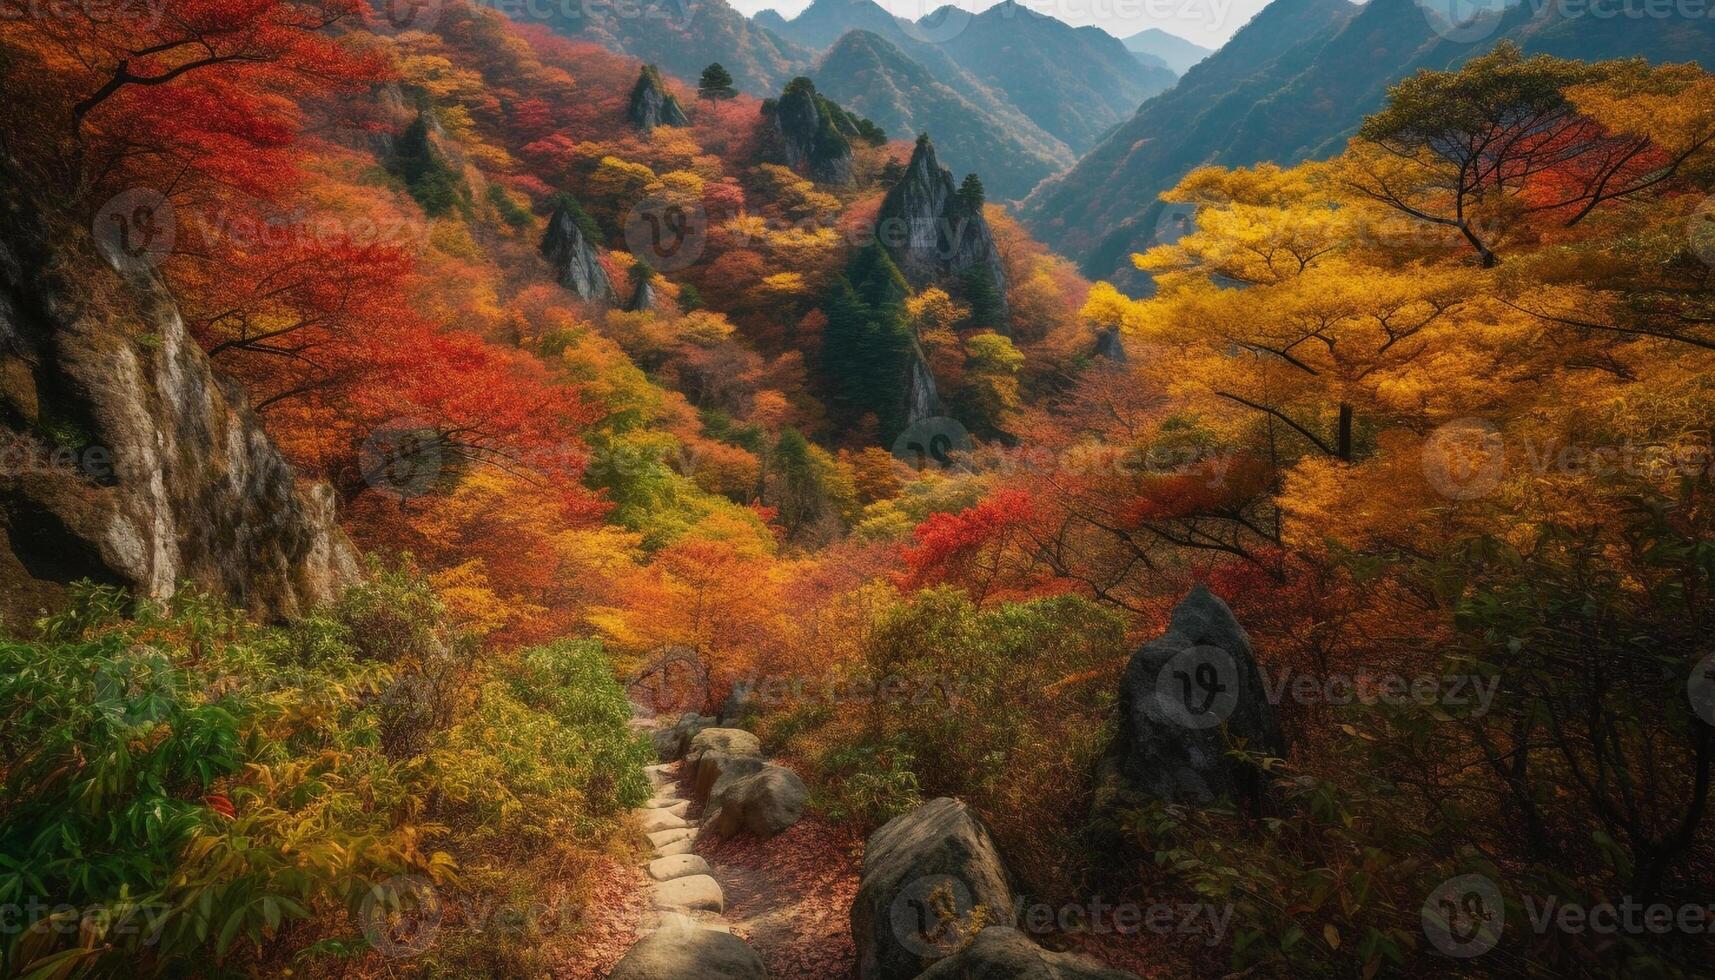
[{"x1": 1, "y1": 1, "x2": 1712, "y2": 978}]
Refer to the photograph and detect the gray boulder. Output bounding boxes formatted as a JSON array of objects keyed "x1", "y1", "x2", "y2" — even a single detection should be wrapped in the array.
[
  {"x1": 918, "y1": 927, "x2": 1140, "y2": 979},
  {"x1": 852, "y1": 797, "x2": 1016, "y2": 980},
  {"x1": 685, "y1": 727, "x2": 761, "y2": 767},
  {"x1": 693, "y1": 750, "x2": 768, "y2": 804},
  {"x1": 704, "y1": 764, "x2": 806, "y2": 840},
  {"x1": 1096, "y1": 586, "x2": 1285, "y2": 809},
  {"x1": 608, "y1": 922, "x2": 767, "y2": 980},
  {"x1": 653, "y1": 713, "x2": 716, "y2": 762}
]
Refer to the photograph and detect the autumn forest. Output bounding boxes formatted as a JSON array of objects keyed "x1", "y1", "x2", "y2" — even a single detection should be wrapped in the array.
[{"x1": 0, "y1": 0, "x2": 1712, "y2": 977}]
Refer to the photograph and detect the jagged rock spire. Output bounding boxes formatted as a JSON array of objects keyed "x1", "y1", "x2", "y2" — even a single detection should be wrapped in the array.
[
  {"x1": 540, "y1": 195, "x2": 614, "y2": 305},
  {"x1": 628, "y1": 64, "x2": 690, "y2": 133},
  {"x1": 767, "y1": 77, "x2": 857, "y2": 185},
  {"x1": 874, "y1": 134, "x2": 1009, "y2": 326}
]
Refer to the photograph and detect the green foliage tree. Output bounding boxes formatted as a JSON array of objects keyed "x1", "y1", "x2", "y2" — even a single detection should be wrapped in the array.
[
  {"x1": 819, "y1": 244, "x2": 915, "y2": 441},
  {"x1": 548, "y1": 191, "x2": 604, "y2": 246},
  {"x1": 390, "y1": 114, "x2": 466, "y2": 218},
  {"x1": 697, "y1": 62, "x2": 737, "y2": 101},
  {"x1": 959, "y1": 265, "x2": 1005, "y2": 331},
  {"x1": 955, "y1": 172, "x2": 984, "y2": 214}
]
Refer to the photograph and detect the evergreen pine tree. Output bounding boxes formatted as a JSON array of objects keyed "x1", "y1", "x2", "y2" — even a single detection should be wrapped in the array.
[
  {"x1": 956, "y1": 172, "x2": 985, "y2": 214},
  {"x1": 697, "y1": 63, "x2": 738, "y2": 101},
  {"x1": 677, "y1": 282, "x2": 703, "y2": 312},
  {"x1": 391, "y1": 115, "x2": 464, "y2": 217},
  {"x1": 821, "y1": 244, "x2": 914, "y2": 439},
  {"x1": 548, "y1": 191, "x2": 603, "y2": 246},
  {"x1": 960, "y1": 265, "x2": 1005, "y2": 330}
]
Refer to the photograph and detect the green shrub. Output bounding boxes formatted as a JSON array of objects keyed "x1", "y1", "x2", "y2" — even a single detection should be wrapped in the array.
[
  {"x1": 0, "y1": 578, "x2": 648, "y2": 976},
  {"x1": 791, "y1": 588, "x2": 1125, "y2": 893}
]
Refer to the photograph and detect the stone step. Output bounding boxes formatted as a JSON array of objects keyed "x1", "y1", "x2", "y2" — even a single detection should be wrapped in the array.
[
  {"x1": 653, "y1": 874, "x2": 724, "y2": 913},
  {"x1": 647, "y1": 853, "x2": 713, "y2": 882},
  {"x1": 640, "y1": 809, "x2": 692, "y2": 833},
  {"x1": 656, "y1": 911, "x2": 731, "y2": 934},
  {"x1": 653, "y1": 837, "x2": 695, "y2": 857},
  {"x1": 646, "y1": 827, "x2": 696, "y2": 849},
  {"x1": 641, "y1": 794, "x2": 683, "y2": 809}
]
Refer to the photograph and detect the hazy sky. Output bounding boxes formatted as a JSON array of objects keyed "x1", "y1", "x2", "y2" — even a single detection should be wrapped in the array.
[{"x1": 732, "y1": 0, "x2": 1282, "y2": 48}]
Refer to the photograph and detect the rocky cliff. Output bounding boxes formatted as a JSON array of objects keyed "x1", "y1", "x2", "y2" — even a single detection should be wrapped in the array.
[
  {"x1": 766, "y1": 77, "x2": 859, "y2": 185},
  {"x1": 0, "y1": 166, "x2": 358, "y2": 627},
  {"x1": 627, "y1": 64, "x2": 690, "y2": 132},
  {"x1": 540, "y1": 196, "x2": 615, "y2": 305},
  {"x1": 874, "y1": 135, "x2": 1008, "y2": 323}
]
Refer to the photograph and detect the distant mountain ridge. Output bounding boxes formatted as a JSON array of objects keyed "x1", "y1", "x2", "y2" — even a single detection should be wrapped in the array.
[
  {"x1": 1023, "y1": 0, "x2": 1715, "y2": 288},
  {"x1": 755, "y1": 0, "x2": 1178, "y2": 197},
  {"x1": 934, "y1": 1, "x2": 1178, "y2": 152},
  {"x1": 532, "y1": 0, "x2": 809, "y2": 94},
  {"x1": 812, "y1": 29, "x2": 1073, "y2": 199},
  {"x1": 1120, "y1": 28, "x2": 1212, "y2": 74}
]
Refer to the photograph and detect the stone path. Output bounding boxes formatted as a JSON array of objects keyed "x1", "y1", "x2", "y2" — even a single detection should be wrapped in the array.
[
  {"x1": 615, "y1": 705, "x2": 750, "y2": 962},
  {"x1": 641, "y1": 759, "x2": 728, "y2": 917}
]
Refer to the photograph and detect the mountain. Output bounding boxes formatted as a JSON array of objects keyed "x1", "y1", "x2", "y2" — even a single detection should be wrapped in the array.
[
  {"x1": 771, "y1": 0, "x2": 1172, "y2": 156},
  {"x1": 533, "y1": 0, "x2": 809, "y2": 94},
  {"x1": 763, "y1": 0, "x2": 912, "y2": 48},
  {"x1": 813, "y1": 29, "x2": 1074, "y2": 200},
  {"x1": 1120, "y1": 28, "x2": 1212, "y2": 74},
  {"x1": 933, "y1": 2, "x2": 1179, "y2": 152},
  {"x1": 1020, "y1": 0, "x2": 1357, "y2": 287}
]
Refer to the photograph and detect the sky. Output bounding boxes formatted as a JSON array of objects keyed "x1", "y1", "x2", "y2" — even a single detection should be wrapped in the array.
[{"x1": 729, "y1": 0, "x2": 1281, "y2": 48}]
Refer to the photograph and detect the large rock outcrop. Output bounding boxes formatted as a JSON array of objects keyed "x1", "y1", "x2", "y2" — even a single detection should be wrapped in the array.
[
  {"x1": 765, "y1": 77, "x2": 871, "y2": 186},
  {"x1": 852, "y1": 797, "x2": 1016, "y2": 980},
  {"x1": 539, "y1": 196, "x2": 614, "y2": 305},
  {"x1": 627, "y1": 64, "x2": 690, "y2": 132},
  {"x1": 874, "y1": 135, "x2": 1008, "y2": 324},
  {"x1": 917, "y1": 926, "x2": 1139, "y2": 979},
  {"x1": 1094, "y1": 586, "x2": 1286, "y2": 811},
  {"x1": 0, "y1": 165, "x2": 359, "y2": 626}
]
